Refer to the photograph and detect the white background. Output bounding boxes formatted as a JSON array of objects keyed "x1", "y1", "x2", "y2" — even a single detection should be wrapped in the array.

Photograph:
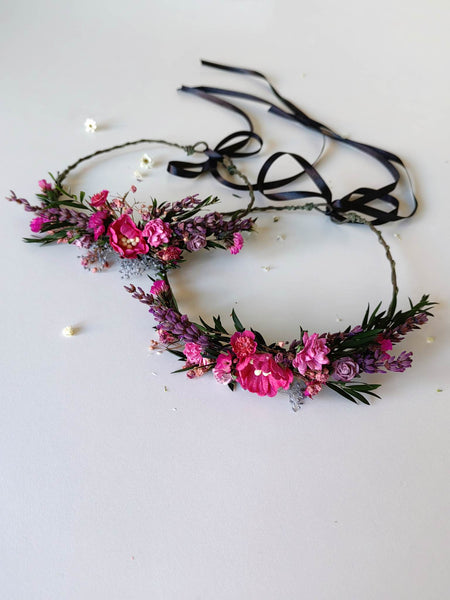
[{"x1": 1, "y1": 1, "x2": 449, "y2": 599}]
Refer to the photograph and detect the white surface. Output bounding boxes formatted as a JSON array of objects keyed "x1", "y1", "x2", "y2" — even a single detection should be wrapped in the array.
[{"x1": 1, "y1": 1, "x2": 449, "y2": 599}]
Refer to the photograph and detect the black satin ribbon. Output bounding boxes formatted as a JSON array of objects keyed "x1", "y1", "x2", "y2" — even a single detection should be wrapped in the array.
[{"x1": 168, "y1": 60, "x2": 418, "y2": 225}]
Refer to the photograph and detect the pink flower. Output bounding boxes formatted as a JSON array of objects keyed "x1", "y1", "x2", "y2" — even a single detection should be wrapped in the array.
[
  {"x1": 158, "y1": 329, "x2": 176, "y2": 344},
  {"x1": 30, "y1": 216, "x2": 50, "y2": 232},
  {"x1": 292, "y1": 332, "x2": 330, "y2": 375},
  {"x1": 183, "y1": 342, "x2": 204, "y2": 364},
  {"x1": 229, "y1": 232, "x2": 244, "y2": 255},
  {"x1": 88, "y1": 210, "x2": 109, "y2": 241},
  {"x1": 107, "y1": 214, "x2": 149, "y2": 258},
  {"x1": 230, "y1": 330, "x2": 257, "y2": 359},
  {"x1": 304, "y1": 382, "x2": 322, "y2": 397},
  {"x1": 157, "y1": 246, "x2": 182, "y2": 262},
  {"x1": 376, "y1": 334, "x2": 393, "y2": 359},
  {"x1": 38, "y1": 179, "x2": 53, "y2": 191},
  {"x1": 150, "y1": 279, "x2": 169, "y2": 295},
  {"x1": 213, "y1": 352, "x2": 234, "y2": 385},
  {"x1": 143, "y1": 218, "x2": 172, "y2": 247},
  {"x1": 90, "y1": 190, "x2": 109, "y2": 208},
  {"x1": 236, "y1": 353, "x2": 293, "y2": 397}
]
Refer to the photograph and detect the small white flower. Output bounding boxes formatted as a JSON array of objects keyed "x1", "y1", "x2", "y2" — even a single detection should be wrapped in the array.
[
  {"x1": 62, "y1": 326, "x2": 75, "y2": 337},
  {"x1": 84, "y1": 118, "x2": 97, "y2": 133},
  {"x1": 134, "y1": 170, "x2": 143, "y2": 182},
  {"x1": 140, "y1": 154, "x2": 153, "y2": 170}
]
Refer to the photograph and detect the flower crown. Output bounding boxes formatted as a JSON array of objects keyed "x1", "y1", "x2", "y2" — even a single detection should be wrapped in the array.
[{"x1": 7, "y1": 64, "x2": 436, "y2": 410}]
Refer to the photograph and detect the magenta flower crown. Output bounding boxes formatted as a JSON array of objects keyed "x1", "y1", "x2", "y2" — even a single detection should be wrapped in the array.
[{"x1": 7, "y1": 134, "x2": 435, "y2": 410}]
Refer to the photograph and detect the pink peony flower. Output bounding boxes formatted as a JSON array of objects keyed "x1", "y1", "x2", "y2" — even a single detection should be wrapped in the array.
[
  {"x1": 229, "y1": 232, "x2": 244, "y2": 255},
  {"x1": 107, "y1": 214, "x2": 149, "y2": 258},
  {"x1": 143, "y1": 218, "x2": 172, "y2": 247},
  {"x1": 157, "y1": 246, "x2": 182, "y2": 262},
  {"x1": 90, "y1": 190, "x2": 109, "y2": 208},
  {"x1": 150, "y1": 279, "x2": 169, "y2": 295},
  {"x1": 88, "y1": 210, "x2": 109, "y2": 241},
  {"x1": 292, "y1": 332, "x2": 330, "y2": 375},
  {"x1": 183, "y1": 342, "x2": 204, "y2": 364},
  {"x1": 38, "y1": 179, "x2": 53, "y2": 191},
  {"x1": 30, "y1": 216, "x2": 50, "y2": 232},
  {"x1": 213, "y1": 352, "x2": 234, "y2": 385},
  {"x1": 230, "y1": 330, "x2": 257, "y2": 359},
  {"x1": 236, "y1": 353, "x2": 293, "y2": 397}
]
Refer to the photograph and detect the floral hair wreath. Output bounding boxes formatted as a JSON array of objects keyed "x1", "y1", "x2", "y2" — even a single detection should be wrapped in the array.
[
  {"x1": 7, "y1": 139, "x2": 256, "y2": 277},
  {"x1": 7, "y1": 66, "x2": 436, "y2": 410}
]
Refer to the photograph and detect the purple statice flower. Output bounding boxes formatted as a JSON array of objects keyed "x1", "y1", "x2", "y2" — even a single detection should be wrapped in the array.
[{"x1": 384, "y1": 351, "x2": 413, "y2": 372}]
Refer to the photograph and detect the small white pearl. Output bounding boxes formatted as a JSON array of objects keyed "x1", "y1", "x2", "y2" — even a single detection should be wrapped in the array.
[
  {"x1": 62, "y1": 326, "x2": 75, "y2": 337},
  {"x1": 254, "y1": 369, "x2": 262, "y2": 376},
  {"x1": 426, "y1": 336, "x2": 435, "y2": 344}
]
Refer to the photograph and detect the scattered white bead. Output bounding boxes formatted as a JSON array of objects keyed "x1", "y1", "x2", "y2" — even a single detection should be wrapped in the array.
[
  {"x1": 140, "y1": 154, "x2": 153, "y2": 170},
  {"x1": 261, "y1": 266, "x2": 271, "y2": 272},
  {"x1": 426, "y1": 336, "x2": 435, "y2": 344},
  {"x1": 134, "y1": 170, "x2": 143, "y2": 182},
  {"x1": 276, "y1": 234, "x2": 286, "y2": 241},
  {"x1": 84, "y1": 118, "x2": 97, "y2": 133},
  {"x1": 163, "y1": 385, "x2": 168, "y2": 392},
  {"x1": 273, "y1": 216, "x2": 280, "y2": 222},
  {"x1": 336, "y1": 315, "x2": 343, "y2": 322},
  {"x1": 62, "y1": 326, "x2": 75, "y2": 337},
  {"x1": 151, "y1": 371, "x2": 158, "y2": 376},
  {"x1": 394, "y1": 233, "x2": 401, "y2": 239}
]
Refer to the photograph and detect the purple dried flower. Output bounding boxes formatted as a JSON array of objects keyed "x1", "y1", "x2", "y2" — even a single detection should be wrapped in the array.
[
  {"x1": 186, "y1": 234, "x2": 207, "y2": 252},
  {"x1": 332, "y1": 357, "x2": 360, "y2": 381},
  {"x1": 149, "y1": 305, "x2": 209, "y2": 347},
  {"x1": 384, "y1": 351, "x2": 413, "y2": 372}
]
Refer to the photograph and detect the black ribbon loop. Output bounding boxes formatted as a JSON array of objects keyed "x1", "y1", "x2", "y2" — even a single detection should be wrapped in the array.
[{"x1": 170, "y1": 60, "x2": 418, "y2": 225}]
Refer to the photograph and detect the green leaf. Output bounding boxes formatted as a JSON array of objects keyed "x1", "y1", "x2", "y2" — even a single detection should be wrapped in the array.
[
  {"x1": 231, "y1": 309, "x2": 245, "y2": 332},
  {"x1": 167, "y1": 348, "x2": 185, "y2": 359},
  {"x1": 213, "y1": 315, "x2": 229, "y2": 334},
  {"x1": 361, "y1": 303, "x2": 370, "y2": 328},
  {"x1": 251, "y1": 328, "x2": 267, "y2": 347},
  {"x1": 326, "y1": 382, "x2": 358, "y2": 404}
]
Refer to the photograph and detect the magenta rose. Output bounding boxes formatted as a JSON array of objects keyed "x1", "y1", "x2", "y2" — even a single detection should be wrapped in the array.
[
  {"x1": 292, "y1": 332, "x2": 330, "y2": 375},
  {"x1": 230, "y1": 330, "x2": 257, "y2": 359},
  {"x1": 236, "y1": 353, "x2": 293, "y2": 397},
  {"x1": 88, "y1": 210, "x2": 109, "y2": 241},
  {"x1": 143, "y1": 218, "x2": 172, "y2": 247},
  {"x1": 107, "y1": 214, "x2": 149, "y2": 258},
  {"x1": 213, "y1": 352, "x2": 234, "y2": 385},
  {"x1": 90, "y1": 190, "x2": 109, "y2": 208},
  {"x1": 332, "y1": 357, "x2": 359, "y2": 382}
]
